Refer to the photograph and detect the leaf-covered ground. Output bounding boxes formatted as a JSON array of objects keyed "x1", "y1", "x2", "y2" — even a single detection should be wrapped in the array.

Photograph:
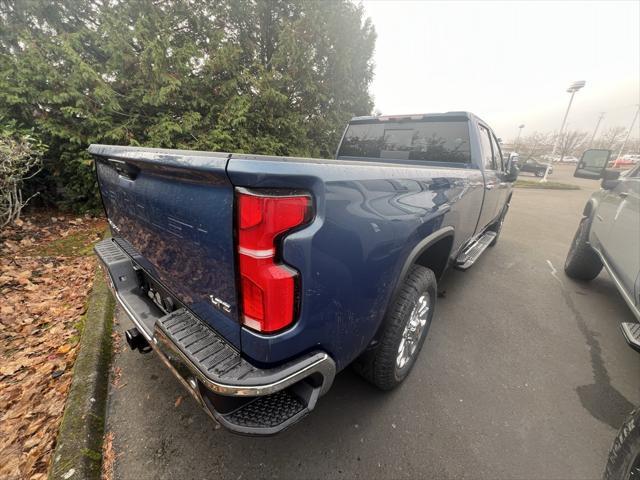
[{"x1": 0, "y1": 213, "x2": 106, "y2": 480}]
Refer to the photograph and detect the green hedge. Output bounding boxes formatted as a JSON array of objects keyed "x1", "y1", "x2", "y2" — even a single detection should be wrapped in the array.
[{"x1": 1, "y1": 0, "x2": 376, "y2": 212}]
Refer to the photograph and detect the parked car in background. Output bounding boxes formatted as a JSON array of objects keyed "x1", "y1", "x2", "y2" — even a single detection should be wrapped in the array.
[
  {"x1": 518, "y1": 158, "x2": 553, "y2": 177},
  {"x1": 610, "y1": 154, "x2": 640, "y2": 169},
  {"x1": 92, "y1": 111, "x2": 518, "y2": 435}
]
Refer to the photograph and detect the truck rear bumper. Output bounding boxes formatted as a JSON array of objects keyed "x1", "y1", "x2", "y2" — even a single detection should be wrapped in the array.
[{"x1": 94, "y1": 238, "x2": 336, "y2": 435}]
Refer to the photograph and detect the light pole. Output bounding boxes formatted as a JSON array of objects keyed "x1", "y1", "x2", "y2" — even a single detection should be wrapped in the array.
[
  {"x1": 544, "y1": 80, "x2": 586, "y2": 182},
  {"x1": 589, "y1": 112, "x2": 605, "y2": 147},
  {"x1": 614, "y1": 104, "x2": 640, "y2": 167},
  {"x1": 514, "y1": 124, "x2": 525, "y2": 151}
]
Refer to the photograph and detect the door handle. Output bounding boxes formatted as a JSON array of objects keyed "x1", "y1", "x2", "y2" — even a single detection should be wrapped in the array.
[{"x1": 618, "y1": 192, "x2": 629, "y2": 198}]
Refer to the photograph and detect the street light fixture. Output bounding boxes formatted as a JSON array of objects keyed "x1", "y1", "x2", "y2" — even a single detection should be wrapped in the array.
[
  {"x1": 566, "y1": 80, "x2": 586, "y2": 93},
  {"x1": 543, "y1": 80, "x2": 586, "y2": 182}
]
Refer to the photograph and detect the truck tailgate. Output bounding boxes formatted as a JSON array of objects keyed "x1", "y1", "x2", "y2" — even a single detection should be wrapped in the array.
[{"x1": 89, "y1": 145, "x2": 241, "y2": 347}]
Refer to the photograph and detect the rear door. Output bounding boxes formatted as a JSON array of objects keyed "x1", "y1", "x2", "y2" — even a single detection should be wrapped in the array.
[
  {"x1": 91, "y1": 145, "x2": 241, "y2": 347},
  {"x1": 476, "y1": 124, "x2": 501, "y2": 231}
]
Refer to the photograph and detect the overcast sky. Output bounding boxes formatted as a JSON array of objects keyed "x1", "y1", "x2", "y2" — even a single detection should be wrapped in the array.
[{"x1": 362, "y1": 0, "x2": 639, "y2": 141}]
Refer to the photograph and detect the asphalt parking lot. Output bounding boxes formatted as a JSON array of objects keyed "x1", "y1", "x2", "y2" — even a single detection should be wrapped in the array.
[{"x1": 106, "y1": 167, "x2": 640, "y2": 479}]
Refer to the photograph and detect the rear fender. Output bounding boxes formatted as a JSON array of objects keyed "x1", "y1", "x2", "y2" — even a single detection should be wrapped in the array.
[
  {"x1": 583, "y1": 198, "x2": 598, "y2": 218},
  {"x1": 582, "y1": 197, "x2": 600, "y2": 247},
  {"x1": 367, "y1": 226, "x2": 455, "y2": 348}
]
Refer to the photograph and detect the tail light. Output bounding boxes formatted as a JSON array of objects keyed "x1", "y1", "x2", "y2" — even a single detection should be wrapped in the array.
[{"x1": 236, "y1": 188, "x2": 312, "y2": 333}]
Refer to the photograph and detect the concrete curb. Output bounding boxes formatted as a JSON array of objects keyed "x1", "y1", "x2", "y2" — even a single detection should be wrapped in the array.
[{"x1": 48, "y1": 262, "x2": 115, "y2": 480}]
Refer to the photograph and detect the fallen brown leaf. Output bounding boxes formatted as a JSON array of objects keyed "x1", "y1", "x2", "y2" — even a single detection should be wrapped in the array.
[
  {"x1": 101, "y1": 431, "x2": 115, "y2": 480},
  {"x1": 111, "y1": 367, "x2": 122, "y2": 389},
  {"x1": 0, "y1": 212, "x2": 106, "y2": 479}
]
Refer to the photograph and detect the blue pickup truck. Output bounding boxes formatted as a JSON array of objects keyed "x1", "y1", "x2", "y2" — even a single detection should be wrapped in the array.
[{"x1": 92, "y1": 111, "x2": 518, "y2": 435}]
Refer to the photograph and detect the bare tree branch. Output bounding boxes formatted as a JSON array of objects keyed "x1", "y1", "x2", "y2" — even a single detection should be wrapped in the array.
[{"x1": 0, "y1": 133, "x2": 45, "y2": 229}]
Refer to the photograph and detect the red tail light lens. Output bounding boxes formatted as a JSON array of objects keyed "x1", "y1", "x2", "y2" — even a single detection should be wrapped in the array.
[{"x1": 236, "y1": 189, "x2": 311, "y2": 333}]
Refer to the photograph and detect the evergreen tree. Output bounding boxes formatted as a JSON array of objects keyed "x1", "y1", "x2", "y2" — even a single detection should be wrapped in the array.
[{"x1": 0, "y1": 0, "x2": 376, "y2": 210}]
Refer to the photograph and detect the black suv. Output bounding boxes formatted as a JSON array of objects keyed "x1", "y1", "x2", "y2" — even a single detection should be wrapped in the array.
[{"x1": 518, "y1": 158, "x2": 553, "y2": 177}]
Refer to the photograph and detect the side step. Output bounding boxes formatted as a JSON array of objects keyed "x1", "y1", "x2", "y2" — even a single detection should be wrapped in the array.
[
  {"x1": 621, "y1": 322, "x2": 640, "y2": 353},
  {"x1": 454, "y1": 231, "x2": 496, "y2": 270}
]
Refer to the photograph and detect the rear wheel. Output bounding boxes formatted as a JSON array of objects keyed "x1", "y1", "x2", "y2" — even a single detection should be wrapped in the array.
[
  {"x1": 564, "y1": 216, "x2": 602, "y2": 280},
  {"x1": 535, "y1": 169, "x2": 545, "y2": 177},
  {"x1": 353, "y1": 265, "x2": 436, "y2": 391},
  {"x1": 603, "y1": 407, "x2": 640, "y2": 480}
]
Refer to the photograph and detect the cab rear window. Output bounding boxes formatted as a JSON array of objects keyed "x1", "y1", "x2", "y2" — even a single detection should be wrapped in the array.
[{"x1": 338, "y1": 119, "x2": 471, "y2": 164}]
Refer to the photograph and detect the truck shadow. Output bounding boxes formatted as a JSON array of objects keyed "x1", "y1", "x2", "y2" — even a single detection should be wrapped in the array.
[
  {"x1": 437, "y1": 243, "x2": 636, "y2": 432},
  {"x1": 156, "y1": 366, "x2": 478, "y2": 479},
  {"x1": 562, "y1": 275, "x2": 635, "y2": 429}
]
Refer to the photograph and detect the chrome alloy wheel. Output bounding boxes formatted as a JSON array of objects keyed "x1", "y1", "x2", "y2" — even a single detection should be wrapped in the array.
[{"x1": 396, "y1": 292, "x2": 430, "y2": 370}]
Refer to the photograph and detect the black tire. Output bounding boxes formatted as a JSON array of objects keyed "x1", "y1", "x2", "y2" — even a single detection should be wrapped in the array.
[
  {"x1": 352, "y1": 265, "x2": 436, "y2": 391},
  {"x1": 535, "y1": 169, "x2": 545, "y2": 177},
  {"x1": 603, "y1": 406, "x2": 640, "y2": 480},
  {"x1": 564, "y1": 216, "x2": 603, "y2": 281},
  {"x1": 488, "y1": 203, "x2": 509, "y2": 247}
]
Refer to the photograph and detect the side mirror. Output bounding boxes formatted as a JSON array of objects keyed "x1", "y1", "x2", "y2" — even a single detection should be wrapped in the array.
[
  {"x1": 574, "y1": 149, "x2": 612, "y2": 179},
  {"x1": 601, "y1": 169, "x2": 621, "y2": 190},
  {"x1": 505, "y1": 161, "x2": 519, "y2": 182}
]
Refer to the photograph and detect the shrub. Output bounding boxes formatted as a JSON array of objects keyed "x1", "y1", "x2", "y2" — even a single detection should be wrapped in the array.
[{"x1": 0, "y1": 129, "x2": 46, "y2": 228}]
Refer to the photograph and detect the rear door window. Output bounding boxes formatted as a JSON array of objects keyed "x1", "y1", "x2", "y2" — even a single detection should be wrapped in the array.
[
  {"x1": 478, "y1": 125, "x2": 494, "y2": 170},
  {"x1": 338, "y1": 119, "x2": 471, "y2": 165},
  {"x1": 490, "y1": 133, "x2": 504, "y2": 172}
]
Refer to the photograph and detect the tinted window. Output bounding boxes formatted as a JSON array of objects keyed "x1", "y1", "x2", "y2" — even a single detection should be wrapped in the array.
[
  {"x1": 478, "y1": 125, "x2": 494, "y2": 170},
  {"x1": 338, "y1": 120, "x2": 471, "y2": 164}
]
